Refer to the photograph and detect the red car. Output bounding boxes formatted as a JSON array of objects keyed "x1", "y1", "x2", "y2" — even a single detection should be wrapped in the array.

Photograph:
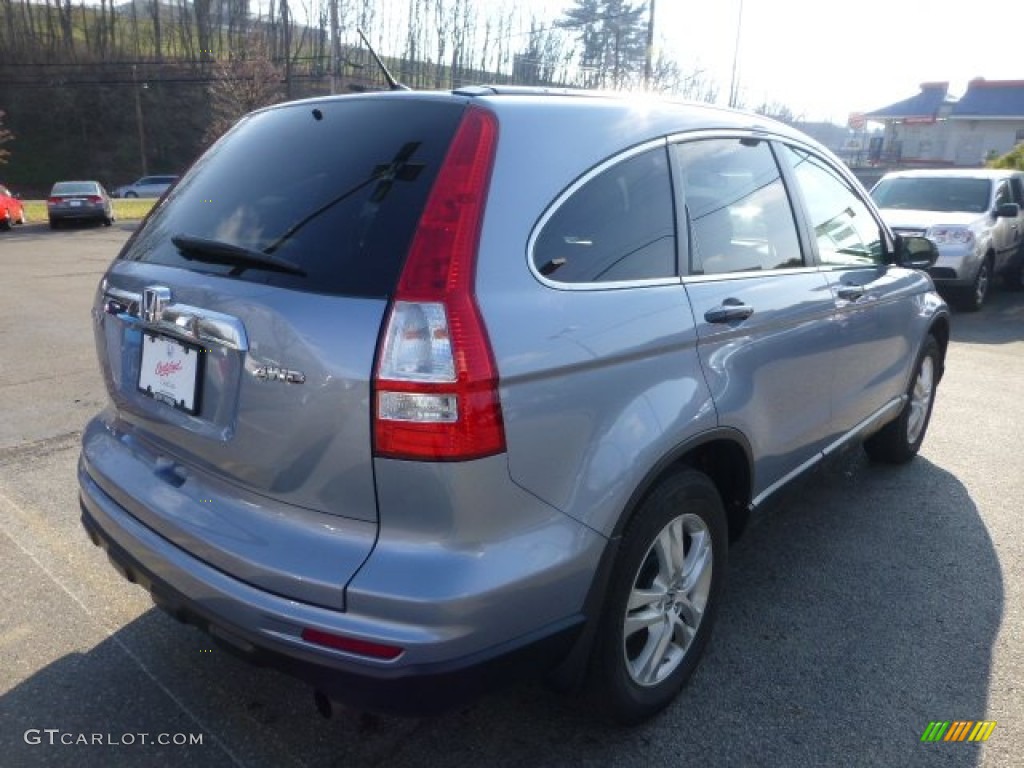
[{"x1": 0, "y1": 183, "x2": 26, "y2": 230}]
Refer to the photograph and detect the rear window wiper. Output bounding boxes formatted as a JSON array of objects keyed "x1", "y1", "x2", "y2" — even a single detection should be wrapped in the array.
[{"x1": 171, "y1": 234, "x2": 307, "y2": 276}]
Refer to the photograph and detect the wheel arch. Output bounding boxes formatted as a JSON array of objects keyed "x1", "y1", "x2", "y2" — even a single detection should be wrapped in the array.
[
  {"x1": 928, "y1": 314, "x2": 950, "y2": 382},
  {"x1": 610, "y1": 429, "x2": 754, "y2": 544}
]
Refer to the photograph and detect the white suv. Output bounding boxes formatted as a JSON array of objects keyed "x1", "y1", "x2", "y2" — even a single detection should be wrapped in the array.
[{"x1": 871, "y1": 169, "x2": 1024, "y2": 310}]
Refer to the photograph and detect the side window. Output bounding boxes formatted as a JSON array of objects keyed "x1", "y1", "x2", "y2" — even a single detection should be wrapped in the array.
[
  {"x1": 781, "y1": 145, "x2": 885, "y2": 266},
  {"x1": 671, "y1": 138, "x2": 803, "y2": 275},
  {"x1": 994, "y1": 181, "x2": 1011, "y2": 208},
  {"x1": 533, "y1": 147, "x2": 676, "y2": 283}
]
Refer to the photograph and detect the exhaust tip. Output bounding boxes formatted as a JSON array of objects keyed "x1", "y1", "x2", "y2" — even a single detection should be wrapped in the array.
[{"x1": 314, "y1": 689, "x2": 332, "y2": 719}]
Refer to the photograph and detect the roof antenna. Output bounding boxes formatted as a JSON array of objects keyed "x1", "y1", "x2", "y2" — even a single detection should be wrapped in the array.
[{"x1": 357, "y1": 29, "x2": 409, "y2": 91}]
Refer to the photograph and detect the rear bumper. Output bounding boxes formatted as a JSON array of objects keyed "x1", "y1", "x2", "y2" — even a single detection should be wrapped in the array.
[
  {"x1": 79, "y1": 486, "x2": 584, "y2": 715},
  {"x1": 78, "y1": 430, "x2": 603, "y2": 714},
  {"x1": 49, "y1": 208, "x2": 109, "y2": 221}
]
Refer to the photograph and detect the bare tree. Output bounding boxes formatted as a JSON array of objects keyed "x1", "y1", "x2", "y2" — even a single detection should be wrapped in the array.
[
  {"x1": 204, "y1": 36, "x2": 284, "y2": 145},
  {"x1": 151, "y1": 0, "x2": 163, "y2": 61},
  {"x1": 515, "y1": 17, "x2": 570, "y2": 86}
]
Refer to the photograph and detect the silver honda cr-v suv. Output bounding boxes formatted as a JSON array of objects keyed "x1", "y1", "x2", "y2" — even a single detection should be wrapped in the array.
[{"x1": 79, "y1": 86, "x2": 950, "y2": 724}]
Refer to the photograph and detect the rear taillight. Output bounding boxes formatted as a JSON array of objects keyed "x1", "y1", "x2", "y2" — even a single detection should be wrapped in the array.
[
  {"x1": 87, "y1": 195, "x2": 103, "y2": 204},
  {"x1": 373, "y1": 107, "x2": 505, "y2": 461},
  {"x1": 46, "y1": 197, "x2": 59, "y2": 205}
]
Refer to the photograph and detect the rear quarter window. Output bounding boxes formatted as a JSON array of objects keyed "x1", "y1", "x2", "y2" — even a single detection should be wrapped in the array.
[
  {"x1": 120, "y1": 98, "x2": 466, "y2": 298},
  {"x1": 532, "y1": 146, "x2": 677, "y2": 284}
]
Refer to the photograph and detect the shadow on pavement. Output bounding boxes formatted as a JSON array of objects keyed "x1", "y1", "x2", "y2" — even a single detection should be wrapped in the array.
[{"x1": 949, "y1": 289, "x2": 1024, "y2": 346}]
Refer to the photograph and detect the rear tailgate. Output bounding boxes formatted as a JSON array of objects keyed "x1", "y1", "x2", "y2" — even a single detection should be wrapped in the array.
[{"x1": 84, "y1": 95, "x2": 467, "y2": 607}]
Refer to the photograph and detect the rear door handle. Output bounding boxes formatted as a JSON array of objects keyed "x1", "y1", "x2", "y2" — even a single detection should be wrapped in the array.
[
  {"x1": 704, "y1": 299, "x2": 754, "y2": 324},
  {"x1": 837, "y1": 284, "x2": 865, "y2": 301}
]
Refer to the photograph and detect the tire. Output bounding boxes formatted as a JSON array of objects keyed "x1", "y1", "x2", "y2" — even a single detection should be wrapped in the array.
[
  {"x1": 590, "y1": 469, "x2": 728, "y2": 724},
  {"x1": 103, "y1": 216, "x2": 113, "y2": 227},
  {"x1": 864, "y1": 335, "x2": 940, "y2": 464},
  {"x1": 49, "y1": 218, "x2": 59, "y2": 230},
  {"x1": 958, "y1": 258, "x2": 991, "y2": 311},
  {"x1": 0, "y1": 210, "x2": 10, "y2": 231}
]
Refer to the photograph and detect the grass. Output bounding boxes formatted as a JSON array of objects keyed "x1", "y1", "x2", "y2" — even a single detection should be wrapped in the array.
[{"x1": 22, "y1": 198, "x2": 156, "y2": 223}]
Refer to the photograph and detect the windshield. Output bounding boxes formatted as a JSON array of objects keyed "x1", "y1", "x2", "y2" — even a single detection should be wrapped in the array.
[
  {"x1": 120, "y1": 97, "x2": 465, "y2": 298},
  {"x1": 871, "y1": 177, "x2": 992, "y2": 213}
]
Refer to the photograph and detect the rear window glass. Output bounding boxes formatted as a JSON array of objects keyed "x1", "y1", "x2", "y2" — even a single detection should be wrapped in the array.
[
  {"x1": 120, "y1": 98, "x2": 466, "y2": 298},
  {"x1": 53, "y1": 182, "x2": 100, "y2": 195}
]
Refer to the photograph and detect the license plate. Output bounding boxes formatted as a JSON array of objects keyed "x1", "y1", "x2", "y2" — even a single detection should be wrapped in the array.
[
  {"x1": 138, "y1": 334, "x2": 201, "y2": 414},
  {"x1": 70, "y1": 200, "x2": 82, "y2": 207}
]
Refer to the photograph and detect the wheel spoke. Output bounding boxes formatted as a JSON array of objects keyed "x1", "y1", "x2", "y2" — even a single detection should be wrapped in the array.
[
  {"x1": 653, "y1": 519, "x2": 685, "y2": 583},
  {"x1": 624, "y1": 585, "x2": 667, "y2": 641},
  {"x1": 632, "y1": 615, "x2": 674, "y2": 684},
  {"x1": 679, "y1": 529, "x2": 712, "y2": 593},
  {"x1": 624, "y1": 606, "x2": 664, "y2": 640},
  {"x1": 673, "y1": 595, "x2": 703, "y2": 633},
  {"x1": 627, "y1": 585, "x2": 666, "y2": 612}
]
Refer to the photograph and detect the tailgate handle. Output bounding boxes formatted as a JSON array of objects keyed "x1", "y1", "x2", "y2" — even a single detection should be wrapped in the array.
[
  {"x1": 102, "y1": 288, "x2": 249, "y2": 352},
  {"x1": 705, "y1": 298, "x2": 754, "y2": 324}
]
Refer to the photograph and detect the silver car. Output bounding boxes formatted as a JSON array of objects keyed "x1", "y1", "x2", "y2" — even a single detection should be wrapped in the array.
[
  {"x1": 871, "y1": 168, "x2": 1024, "y2": 310},
  {"x1": 79, "y1": 88, "x2": 950, "y2": 723},
  {"x1": 114, "y1": 174, "x2": 179, "y2": 199}
]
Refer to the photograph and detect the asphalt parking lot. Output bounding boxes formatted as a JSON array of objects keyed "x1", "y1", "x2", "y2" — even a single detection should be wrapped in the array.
[{"x1": 1, "y1": 223, "x2": 1022, "y2": 767}]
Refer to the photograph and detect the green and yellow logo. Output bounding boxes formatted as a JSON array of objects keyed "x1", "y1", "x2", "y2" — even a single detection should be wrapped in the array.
[{"x1": 921, "y1": 721, "x2": 997, "y2": 743}]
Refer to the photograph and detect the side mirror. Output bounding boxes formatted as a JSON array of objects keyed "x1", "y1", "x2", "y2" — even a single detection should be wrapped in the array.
[
  {"x1": 995, "y1": 202, "x2": 1020, "y2": 218},
  {"x1": 895, "y1": 234, "x2": 938, "y2": 270}
]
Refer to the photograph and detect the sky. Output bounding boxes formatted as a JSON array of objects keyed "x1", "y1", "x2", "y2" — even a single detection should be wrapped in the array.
[{"x1": 650, "y1": 0, "x2": 1024, "y2": 122}]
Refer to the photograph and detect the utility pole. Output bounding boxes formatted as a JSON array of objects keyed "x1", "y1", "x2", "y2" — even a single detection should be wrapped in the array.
[
  {"x1": 728, "y1": 0, "x2": 744, "y2": 108},
  {"x1": 132, "y1": 64, "x2": 148, "y2": 175},
  {"x1": 329, "y1": 0, "x2": 338, "y2": 94},
  {"x1": 644, "y1": 0, "x2": 656, "y2": 90},
  {"x1": 282, "y1": 0, "x2": 293, "y2": 100}
]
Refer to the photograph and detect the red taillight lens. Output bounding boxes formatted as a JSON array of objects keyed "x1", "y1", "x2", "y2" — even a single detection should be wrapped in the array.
[
  {"x1": 47, "y1": 197, "x2": 59, "y2": 205},
  {"x1": 373, "y1": 107, "x2": 505, "y2": 461},
  {"x1": 87, "y1": 195, "x2": 103, "y2": 203},
  {"x1": 300, "y1": 628, "x2": 403, "y2": 660}
]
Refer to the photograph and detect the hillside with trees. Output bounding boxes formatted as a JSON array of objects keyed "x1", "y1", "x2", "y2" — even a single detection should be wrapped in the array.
[{"x1": 0, "y1": 0, "x2": 725, "y2": 193}]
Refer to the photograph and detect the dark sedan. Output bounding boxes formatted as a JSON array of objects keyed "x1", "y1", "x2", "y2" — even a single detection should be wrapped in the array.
[{"x1": 47, "y1": 180, "x2": 115, "y2": 228}]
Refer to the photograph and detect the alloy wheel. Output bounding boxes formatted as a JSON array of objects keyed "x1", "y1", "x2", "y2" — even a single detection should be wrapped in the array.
[
  {"x1": 622, "y1": 513, "x2": 713, "y2": 687},
  {"x1": 906, "y1": 356, "x2": 934, "y2": 445}
]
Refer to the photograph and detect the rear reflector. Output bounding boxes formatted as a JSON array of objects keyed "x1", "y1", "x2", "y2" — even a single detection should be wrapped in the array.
[
  {"x1": 300, "y1": 628, "x2": 403, "y2": 660},
  {"x1": 373, "y1": 106, "x2": 505, "y2": 461}
]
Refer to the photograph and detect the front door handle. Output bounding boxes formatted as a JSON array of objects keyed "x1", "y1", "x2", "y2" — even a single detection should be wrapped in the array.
[
  {"x1": 704, "y1": 298, "x2": 754, "y2": 324},
  {"x1": 837, "y1": 284, "x2": 865, "y2": 301}
]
